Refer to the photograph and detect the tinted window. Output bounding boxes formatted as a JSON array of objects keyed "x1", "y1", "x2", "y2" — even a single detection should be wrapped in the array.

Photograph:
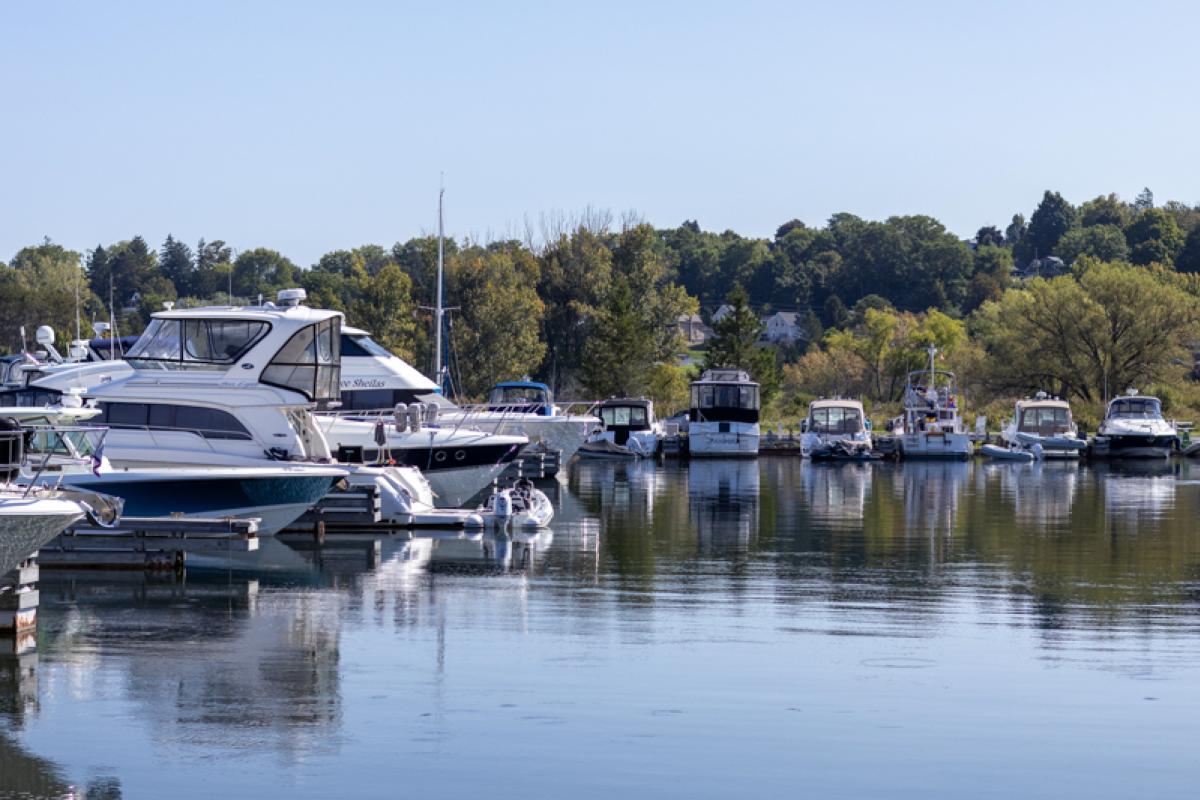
[
  {"x1": 262, "y1": 319, "x2": 342, "y2": 402},
  {"x1": 341, "y1": 335, "x2": 394, "y2": 358},
  {"x1": 106, "y1": 403, "x2": 149, "y2": 427}
]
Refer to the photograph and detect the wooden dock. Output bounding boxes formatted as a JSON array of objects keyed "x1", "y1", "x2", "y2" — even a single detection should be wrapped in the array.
[
  {"x1": 37, "y1": 517, "x2": 259, "y2": 571},
  {"x1": 0, "y1": 560, "x2": 40, "y2": 636}
]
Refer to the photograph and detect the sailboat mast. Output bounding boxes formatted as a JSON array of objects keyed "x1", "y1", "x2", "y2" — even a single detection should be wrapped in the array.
[{"x1": 434, "y1": 184, "x2": 445, "y2": 392}]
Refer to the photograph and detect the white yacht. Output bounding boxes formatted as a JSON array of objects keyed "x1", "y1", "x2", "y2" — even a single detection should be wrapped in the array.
[
  {"x1": 336, "y1": 328, "x2": 596, "y2": 460},
  {"x1": 15, "y1": 294, "x2": 526, "y2": 510},
  {"x1": 578, "y1": 398, "x2": 662, "y2": 459},
  {"x1": 687, "y1": 369, "x2": 760, "y2": 457},
  {"x1": 995, "y1": 393, "x2": 1086, "y2": 459},
  {"x1": 1091, "y1": 392, "x2": 1178, "y2": 459},
  {"x1": 892, "y1": 347, "x2": 971, "y2": 459},
  {"x1": 800, "y1": 398, "x2": 873, "y2": 459}
]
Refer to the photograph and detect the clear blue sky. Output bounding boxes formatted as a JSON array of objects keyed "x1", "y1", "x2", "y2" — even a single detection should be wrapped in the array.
[{"x1": 3, "y1": 0, "x2": 1196, "y2": 267}]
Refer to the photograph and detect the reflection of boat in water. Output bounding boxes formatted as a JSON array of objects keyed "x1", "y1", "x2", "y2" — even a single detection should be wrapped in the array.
[
  {"x1": 687, "y1": 459, "x2": 759, "y2": 548},
  {"x1": 422, "y1": 528, "x2": 553, "y2": 573},
  {"x1": 982, "y1": 460, "x2": 1080, "y2": 526},
  {"x1": 895, "y1": 460, "x2": 968, "y2": 535},
  {"x1": 800, "y1": 461, "x2": 872, "y2": 524},
  {"x1": 1093, "y1": 462, "x2": 1178, "y2": 518}
]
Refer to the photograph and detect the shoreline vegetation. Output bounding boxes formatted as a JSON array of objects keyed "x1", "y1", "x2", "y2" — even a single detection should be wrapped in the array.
[{"x1": 4, "y1": 188, "x2": 1200, "y2": 430}]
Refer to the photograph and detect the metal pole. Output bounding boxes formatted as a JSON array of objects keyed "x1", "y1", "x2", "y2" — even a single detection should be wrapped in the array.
[{"x1": 435, "y1": 181, "x2": 445, "y2": 392}]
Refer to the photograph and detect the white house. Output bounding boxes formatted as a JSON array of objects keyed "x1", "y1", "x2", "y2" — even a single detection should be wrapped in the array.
[
  {"x1": 711, "y1": 304, "x2": 734, "y2": 324},
  {"x1": 762, "y1": 311, "x2": 800, "y2": 343}
]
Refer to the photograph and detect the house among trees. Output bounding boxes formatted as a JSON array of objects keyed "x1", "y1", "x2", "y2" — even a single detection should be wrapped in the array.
[
  {"x1": 711, "y1": 304, "x2": 734, "y2": 324},
  {"x1": 1014, "y1": 256, "x2": 1067, "y2": 280},
  {"x1": 676, "y1": 313, "x2": 713, "y2": 347},
  {"x1": 761, "y1": 311, "x2": 800, "y2": 343}
]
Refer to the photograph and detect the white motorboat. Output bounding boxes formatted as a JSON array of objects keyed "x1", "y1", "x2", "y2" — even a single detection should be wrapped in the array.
[
  {"x1": 993, "y1": 392, "x2": 1086, "y2": 459},
  {"x1": 479, "y1": 479, "x2": 554, "y2": 530},
  {"x1": 578, "y1": 398, "x2": 662, "y2": 459},
  {"x1": 1091, "y1": 391, "x2": 1178, "y2": 459},
  {"x1": 891, "y1": 346, "x2": 971, "y2": 460},
  {"x1": 687, "y1": 369, "x2": 760, "y2": 457},
  {"x1": 337, "y1": 330, "x2": 597, "y2": 460},
  {"x1": 800, "y1": 398, "x2": 873, "y2": 459}
]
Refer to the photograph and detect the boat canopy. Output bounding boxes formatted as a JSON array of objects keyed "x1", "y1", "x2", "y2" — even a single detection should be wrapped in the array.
[
  {"x1": 807, "y1": 404, "x2": 864, "y2": 435},
  {"x1": 126, "y1": 318, "x2": 272, "y2": 370},
  {"x1": 487, "y1": 381, "x2": 553, "y2": 416},
  {"x1": 1107, "y1": 396, "x2": 1162, "y2": 419},
  {"x1": 598, "y1": 399, "x2": 652, "y2": 429}
]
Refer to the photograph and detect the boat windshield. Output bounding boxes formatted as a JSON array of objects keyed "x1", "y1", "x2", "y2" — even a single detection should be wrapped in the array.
[
  {"x1": 489, "y1": 386, "x2": 549, "y2": 406},
  {"x1": 126, "y1": 318, "x2": 270, "y2": 370},
  {"x1": 340, "y1": 334, "x2": 394, "y2": 358},
  {"x1": 692, "y1": 384, "x2": 759, "y2": 410},
  {"x1": 809, "y1": 406, "x2": 863, "y2": 434},
  {"x1": 1019, "y1": 407, "x2": 1071, "y2": 432},
  {"x1": 601, "y1": 405, "x2": 648, "y2": 427},
  {"x1": 1109, "y1": 398, "x2": 1162, "y2": 419}
]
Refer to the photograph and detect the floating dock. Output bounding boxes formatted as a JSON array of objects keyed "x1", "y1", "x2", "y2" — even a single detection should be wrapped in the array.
[{"x1": 37, "y1": 517, "x2": 259, "y2": 571}]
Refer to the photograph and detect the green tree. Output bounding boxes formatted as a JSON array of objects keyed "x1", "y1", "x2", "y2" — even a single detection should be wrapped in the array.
[
  {"x1": 1175, "y1": 226, "x2": 1200, "y2": 274},
  {"x1": 1, "y1": 241, "x2": 101, "y2": 351},
  {"x1": 1026, "y1": 190, "x2": 1078, "y2": 259},
  {"x1": 87, "y1": 236, "x2": 157, "y2": 305},
  {"x1": 159, "y1": 235, "x2": 193, "y2": 296},
  {"x1": 193, "y1": 239, "x2": 233, "y2": 298},
  {"x1": 972, "y1": 261, "x2": 1200, "y2": 402},
  {"x1": 581, "y1": 275, "x2": 657, "y2": 397},
  {"x1": 538, "y1": 226, "x2": 613, "y2": 392},
  {"x1": 1055, "y1": 225, "x2": 1130, "y2": 264},
  {"x1": 1125, "y1": 208, "x2": 1184, "y2": 266},
  {"x1": 1080, "y1": 193, "x2": 1131, "y2": 228},
  {"x1": 975, "y1": 226, "x2": 1005, "y2": 247},
  {"x1": 448, "y1": 244, "x2": 546, "y2": 398},
  {"x1": 704, "y1": 284, "x2": 778, "y2": 399},
  {"x1": 349, "y1": 263, "x2": 417, "y2": 362},
  {"x1": 232, "y1": 248, "x2": 297, "y2": 298}
]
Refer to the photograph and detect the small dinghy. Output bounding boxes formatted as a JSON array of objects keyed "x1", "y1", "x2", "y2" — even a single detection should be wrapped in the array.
[
  {"x1": 479, "y1": 479, "x2": 554, "y2": 530},
  {"x1": 981, "y1": 443, "x2": 1036, "y2": 462}
]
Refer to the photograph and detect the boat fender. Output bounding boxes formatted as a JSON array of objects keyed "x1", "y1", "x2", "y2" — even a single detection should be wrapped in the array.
[
  {"x1": 394, "y1": 403, "x2": 409, "y2": 433},
  {"x1": 493, "y1": 491, "x2": 513, "y2": 518},
  {"x1": 1031, "y1": 443, "x2": 1043, "y2": 460}
]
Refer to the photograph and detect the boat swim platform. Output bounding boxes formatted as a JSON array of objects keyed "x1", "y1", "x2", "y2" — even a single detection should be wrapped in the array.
[
  {"x1": 293, "y1": 484, "x2": 486, "y2": 534},
  {"x1": 36, "y1": 517, "x2": 259, "y2": 571}
]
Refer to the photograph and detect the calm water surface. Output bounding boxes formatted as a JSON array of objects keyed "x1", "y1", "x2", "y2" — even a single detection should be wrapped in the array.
[{"x1": 4, "y1": 459, "x2": 1200, "y2": 798}]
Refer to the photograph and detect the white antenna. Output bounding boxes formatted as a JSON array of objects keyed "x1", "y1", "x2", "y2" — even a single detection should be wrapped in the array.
[
  {"x1": 434, "y1": 177, "x2": 445, "y2": 391},
  {"x1": 75, "y1": 254, "x2": 82, "y2": 341}
]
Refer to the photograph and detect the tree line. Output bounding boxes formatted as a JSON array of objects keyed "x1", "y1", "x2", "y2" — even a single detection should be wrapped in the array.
[{"x1": 3, "y1": 188, "x2": 1200, "y2": 418}]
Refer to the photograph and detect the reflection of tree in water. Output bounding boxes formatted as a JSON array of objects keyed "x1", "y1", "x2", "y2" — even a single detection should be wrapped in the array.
[{"x1": 35, "y1": 571, "x2": 342, "y2": 763}]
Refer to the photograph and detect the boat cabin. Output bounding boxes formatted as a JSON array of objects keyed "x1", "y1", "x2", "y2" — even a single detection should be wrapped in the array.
[
  {"x1": 596, "y1": 399, "x2": 654, "y2": 445},
  {"x1": 689, "y1": 369, "x2": 760, "y2": 424},
  {"x1": 487, "y1": 380, "x2": 554, "y2": 416},
  {"x1": 1015, "y1": 397, "x2": 1074, "y2": 436},
  {"x1": 802, "y1": 399, "x2": 867, "y2": 435}
]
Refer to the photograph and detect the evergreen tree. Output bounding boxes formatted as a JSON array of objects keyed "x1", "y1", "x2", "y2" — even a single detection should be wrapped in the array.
[
  {"x1": 581, "y1": 275, "x2": 657, "y2": 397},
  {"x1": 1126, "y1": 208, "x2": 1184, "y2": 266},
  {"x1": 159, "y1": 235, "x2": 194, "y2": 296},
  {"x1": 1026, "y1": 190, "x2": 1078, "y2": 259},
  {"x1": 704, "y1": 284, "x2": 779, "y2": 400}
]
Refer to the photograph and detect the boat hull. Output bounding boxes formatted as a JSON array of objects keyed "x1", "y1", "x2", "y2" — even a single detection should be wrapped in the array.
[
  {"x1": 1091, "y1": 434, "x2": 1175, "y2": 459},
  {"x1": 688, "y1": 424, "x2": 760, "y2": 457},
  {"x1": 897, "y1": 432, "x2": 971, "y2": 459},
  {"x1": 61, "y1": 473, "x2": 340, "y2": 535},
  {"x1": 425, "y1": 462, "x2": 512, "y2": 508},
  {"x1": 0, "y1": 497, "x2": 86, "y2": 573}
]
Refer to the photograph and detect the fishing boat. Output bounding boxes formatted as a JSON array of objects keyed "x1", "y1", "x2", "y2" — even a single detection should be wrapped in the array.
[
  {"x1": 578, "y1": 398, "x2": 662, "y2": 459},
  {"x1": 687, "y1": 369, "x2": 760, "y2": 457},
  {"x1": 892, "y1": 346, "x2": 971, "y2": 460},
  {"x1": 800, "y1": 398, "x2": 873, "y2": 459},
  {"x1": 989, "y1": 392, "x2": 1086, "y2": 460},
  {"x1": 1090, "y1": 391, "x2": 1178, "y2": 459}
]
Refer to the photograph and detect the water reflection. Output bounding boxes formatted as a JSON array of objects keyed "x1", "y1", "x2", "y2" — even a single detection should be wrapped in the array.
[{"x1": 6, "y1": 460, "x2": 1200, "y2": 798}]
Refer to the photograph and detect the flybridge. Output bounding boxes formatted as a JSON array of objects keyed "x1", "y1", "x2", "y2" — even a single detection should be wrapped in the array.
[{"x1": 122, "y1": 289, "x2": 344, "y2": 405}]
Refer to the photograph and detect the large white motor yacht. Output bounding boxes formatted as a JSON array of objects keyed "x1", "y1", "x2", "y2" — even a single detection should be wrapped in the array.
[
  {"x1": 687, "y1": 369, "x2": 760, "y2": 457},
  {"x1": 1091, "y1": 392, "x2": 1178, "y2": 459},
  {"x1": 892, "y1": 347, "x2": 971, "y2": 459}
]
